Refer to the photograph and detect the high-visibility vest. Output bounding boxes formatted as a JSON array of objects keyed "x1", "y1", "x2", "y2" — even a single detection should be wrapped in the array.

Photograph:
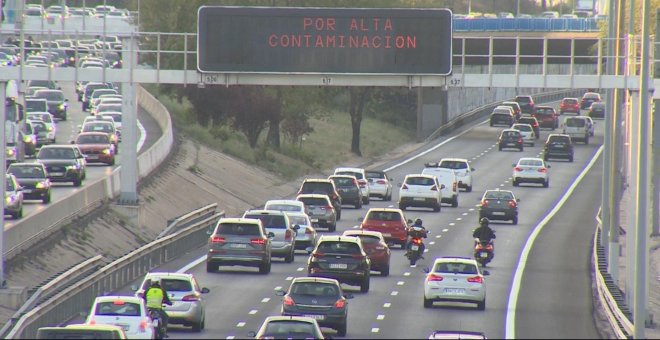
[{"x1": 146, "y1": 288, "x2": 164, "y2": 309}]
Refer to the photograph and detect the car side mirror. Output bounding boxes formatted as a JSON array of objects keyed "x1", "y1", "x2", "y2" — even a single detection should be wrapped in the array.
[
  {"x1": 65, "y1": 98, "x2": 69, "y2": 102},
  {"x1": 471, "y1": 168, "x2": 475, "y2": 172},
  {"x1": 70, "y1": 140, "x2": 75, "y2": 144},
  {"x1": 344, "y1": 293, "x2": 354, "y2": 299},
  {"x1": 357, "y1": 217, "x2": 364, "y2": 222},
  {"x1": 423, "y1": 267, "x2": 430, "y2": 274},
  {"x1": 516, "y1": 198, "x2": 521, "y2": 202},
  {"x1": 130, "y1": 284, "x2": 138, "y2": 291},
  {"x1": 482, "y1": 270, "x2": 491, "y2": 276},
  {"x1": 305, "y1": 247, "x2": 314, "y2": 254},
  {"x1": 547, "y1": 164, "x2": 551, "y2": 168},
  {"x1": 80, "y1": 311, "x2": 89, "y2": 318},
  {"x1": 206, "y1": 229, "x2": 213, "y2": 236},
  {"x1": 247, "y1": 331, "x2": 257, "y2": 338},
  {"x1": 293, "y1": 224, "x2": 300, "y2": 231},
  {"x1": 275, "y1": 290, "x2": 286, "y2": 296},
  {"x1": 440, "y1": 184, "x2": 446, "y2": 189},
  {"x1": 201, "y1": 287, "x2": 210, "y2": 294}
]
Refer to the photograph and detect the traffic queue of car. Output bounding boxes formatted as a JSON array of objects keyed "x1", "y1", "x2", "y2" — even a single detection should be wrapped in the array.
[{"x1": 3, "y1": 36, "x2": 124, "y2": 220}]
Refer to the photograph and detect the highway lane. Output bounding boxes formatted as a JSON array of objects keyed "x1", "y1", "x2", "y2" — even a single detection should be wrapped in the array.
[
  {"x1": 4, "y1": 81, "x2": 156, "y2": 227},
  {"x1": 69, "y1": 101, "x2": 604, "y2": 339}
]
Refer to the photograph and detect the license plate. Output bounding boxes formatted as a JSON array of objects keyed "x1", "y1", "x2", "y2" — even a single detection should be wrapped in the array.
[
  {"x1": 86, "y1": 155, "x2": 99, "y2": 159},
  {"x1": 492, "y1": 212, "x2": 505, "y2": 216},
  {"x1": 444, "y1": 288, "x2": 465, "y2": 294},
  {"x1": 310, "y1": 218, "x2": 319, "y2": 222},
  {"x1": 50, "y1": 172, "x2": 63, "y2": 176},
  {"x1": 230, "y1": 243, "x2": 247, "y2": 249},
  {"x1": 303, "y1": 314, "x2": 325, "y2": 320},
  {"x1": 480, "y1": 252, "x2": 489, "y2": 258},
  {"x1": 413, "y1": 197, "x2": 425, "y2": 201},
  {"x1": 329, "y1": 263, "x2": 348, "y2": 269},
  {"x1": 23, "y1": 189, "x2": 32, "y2": 193},
  {"x1": 411, "y1": 245, "x2": 419, "y2": 251}
]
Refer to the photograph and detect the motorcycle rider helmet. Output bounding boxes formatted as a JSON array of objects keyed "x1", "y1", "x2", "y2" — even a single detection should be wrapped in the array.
[
  {"x1": 414, "y1": 218, "x2": 423, "y2": 226},
  {"x1": 480, "y1": 217, "x2": 490, "y2": 227},
  {"x1": 150, "y1": 278, "x2": 161, "y2": 287}
]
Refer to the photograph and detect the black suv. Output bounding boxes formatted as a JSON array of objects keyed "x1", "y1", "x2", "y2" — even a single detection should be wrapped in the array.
[
  {"x1": 277, "y1": 277, "x2": 353, "y2": 336},
  {"x1": 328, "y1": 175, "x2": 362, "y2": 209},
  {"x1": 297, "y1": 179, "x2": 342, "y2": 220},
  {"x1": 307, "y1": 235, "x2": 371, "y2": 293},
  {"x1": 7, "y1": 162, "x2": 52, "y2": 203},
  {"x1": 36, "y1": 145, "x2": 87, "y2": 186},
  {"x1": 543, "y1": 134, "x2": 574, "y2": 162},
  {"x1": 32, "y1": 89, "x2": 68, "y2": 120},
  {"x1": 489, "y1": 107, "x2": 515, "y2": 127},
  {"x1": 498, "y1": 129, "x2": 524, "y2": 152},
  {"x1": 514, "y1": 95, "x2": 535, "y2": 114}
]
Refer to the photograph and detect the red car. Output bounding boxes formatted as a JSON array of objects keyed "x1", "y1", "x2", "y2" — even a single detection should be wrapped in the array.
[
  {"x1": 74, "y1": 132, "x2": 116, "y2": 165},
  {"x1": 532, "y1": 106, "x2": 560, "y2": 130},
  {"x1": 560, "y1": 97, "x2": 580, "y2": 115},
  {"x1": 343, "y1": 230, "x2": 391, "y2": 276},
  {"x1": 359, "y1": 208, "x2": 408, "y2": 248}
]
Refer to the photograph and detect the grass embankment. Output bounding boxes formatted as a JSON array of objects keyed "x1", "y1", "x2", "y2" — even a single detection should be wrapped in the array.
[{"x1": 145, "y1": 86, "x2": 414, "y2": 180}]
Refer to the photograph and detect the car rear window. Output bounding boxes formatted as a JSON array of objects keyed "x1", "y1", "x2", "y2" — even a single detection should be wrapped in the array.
[
  {"x1": 331, "y1": 177, "x2": 355, "y2": 187},
  {"x1": 264, "y1": 321, "x2": 316, "y2": 337},
  {"x1": 535, "y1": 108, "x2": 554, "y2": 115},
  {"x1": 565, "y1": 118, "x2": 586, "y2": 127},
  {"x1": 353, "y1": 235, "x2": 381, "y2": 244},
  {"x1": 336, "y1": 171, "x2": 363, "y2": 180},
  {"x1": 290, "y1": 282, "x2": 339, "y2": 297},
  {"x1": 563, "y1": 98, "x2": 578, "y2": 104},
  {"x1": 438, "y1": 161, "x2": 468, "y2": 170},
  {"x1": 265, "y1": 204, "x2": 301, "y2": 212},
  {"x1": 549, "y1": 136, "x2": 570, "y2": 144},
  {"x1": 244, "y1": 214, "x2": 287, "y2": 229},
  {"x1": 501, "y1": 131, "x2": 520, "y2": 138},
  {"x1": 518, "y1": 118, "x2": 536, "y2": 125},
  {"x1": 94, "y1": 301, "x2": 141, "y2": 317},
  {"x1": 519, "y1": 159, "x2": 543, "y2": 166},
  {"x1": 298, "y1": 197, "x2": 329, "y2": 206},
  {"x1": 484, "y1": 191, "x2": 514, "y2": 200},
  {"x1": 301, "y1": 182, "x2": 333, "y2": 193},
  {"x1": 434, "y1": 262, "x2": 479, "y2": 275},
  {"x1": 141, "y1": 278, "x2": 192, "y2": 292},
  {"x1": 514, "y1": 125, "x2": 532, "y2": 132},
  {"x1": 366, "y1": 171, "x2": 385, "y2": 179},
  {"x1": 405, "y1": 177, "x2": 435, "y2": 186},
  {"x1": 515, "y1": 96, "x2": 531, "y2": 103},
  {"x1": 366, "y1": 211, "x2": 402, "y2": 222},
  {"x1": 216, "y1": 223, "x2": 261, "y2": 236},
  {"x1": 317, "y1": 241, "x2": 361, "y2": 254}
]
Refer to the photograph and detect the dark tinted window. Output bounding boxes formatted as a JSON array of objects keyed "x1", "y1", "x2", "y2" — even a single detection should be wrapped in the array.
[
  {"x1": 434, "y1": 262, "x2": 479, "y2": 275},
  {"x1": 501, "y1": 131, "x2": 521, "y2": 138},
  {"x1": 77, "y1": 134, "x2": 110, "y2": 144},
  {"x1": 244, "y1": 214, "x2": 287, "y2": 229},
  {"x1": 565, "y1": 118, "x2": 586, "y2": 127},
  {"x1": 162, "y1": 279, "x2": 192, "y2": 292},
  {"x1": 336, "y1": 171, "x2": 364, "y2": 180},
  {"x1": 484, "y1": 191, "x2": 514, "y2": 200},
  {"x1": 563, "y1": 98, "x2": 578, "y2": 104},
  {"x1": 317, "y1": 241, "x2": 361, "y2": 254},
  {"x1": 290, "y1": 282, "x2": 339, "y2": 297},
  {"x1": 38, "y1": 147, "x2": 75, "y2": 159},
  {"x1": 331, "y1": 177, "x2": 356, "y2": 187},
  {"x1": 405, "y1": 177, "x2": 435, "y2": 186},
  {"x1": 31, "y1": 121, "x2": 47, "y2": 133},
  {"x1": 549, "y1": 136, "x2": 571, "y2": 144},
  {"x1": 298, "y1": 197, "x2": 329, "y2": 206},
  {"x1": 535, "y1": 107, "x2": 555, "y2": 115},
  {"x1": 263, "y1": 321, "x2": 316, "y2": 337},
  {"x1": 366, "y1": 211, "x2": 402, "y2": 222},
  {"x1": 216, "y1": 223, "x2": 260, "y2": 236},
  {"x1": 6, "y1": 177, "x2": 15, "y2": 191},
  {"x1": 301, "y1": 182, "x2": 333, "y2": 193},
  {"x1": 366, "y1": 171, "x2": 385, "y2": 179},
  {"x1": 515, "y1": 96, "x2": 531, "y2": 103},
  {"x1": 94, "y1": 301, "x2": 140, "y2": 317},
  {"x1": 8, "y1": 165, "x2": 45, "y2": 178},
  {"x1": 438, "y1": 161, "x2": 468, "y2": 170},
  {"x1": 518, "y1": 118, "x2": 536, "y2": 125}
]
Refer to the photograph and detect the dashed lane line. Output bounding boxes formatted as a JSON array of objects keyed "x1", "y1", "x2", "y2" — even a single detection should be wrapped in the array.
[
  {"x1": 372, "y1": 328, "x2": 380, "y2": 333},
  {"x1": 248, "y1": 310, "x2": 258, "y2": 315},
  {"x1": 236, "y1": 322, "x2": 246, "y2": 328},
  {"x1": 285, "y1": 276, "x2": 293, "y2": 281},
  {"x1": 377, "y1": 314, "x2": 385, "y2": 320},
  {"x1": 261, "y1": 298, "x2": 270, "y2": 303},
  {"x1": 391, "y1": 291, "x2": 399, "y2": 296},
  {"x1": 442, "y1": 229, "x2": 449, "y2": 232},
  {"x1": 397, "y1": 281, "x2": 405, "y2": 286},
  {"x1": 403, "y1": 272, "x2": 411, "y2": 276},
  {"x1": 383, "y1": 303, "x2": 392, "y2": 308},
  {"x1": 429, "y1": 241, "x2": 436, "y2": 245}
]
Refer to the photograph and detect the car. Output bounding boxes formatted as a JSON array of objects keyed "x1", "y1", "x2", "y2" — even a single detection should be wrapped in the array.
[
  {"x1": 37, "y1": 324, "x2": 127, "y2": 339},
  {"x1": 498, "y1": 129, "x2": 524, "y2": 151},
  {"x1": 307, "y1": 235, "x2": 371, "y2": 293},
  {"x1": 243, "y1": 210, "x2": 298, "y2": 263},
  {"x1": 296, "y1": 193, "x2": 338, "y2": 232},
  {"x1": 540, "y1": 11, "x2": 560, "y2": 18},
  {"x1": 543, "y1": 134, "x2": 574, "y2": 162},
  {"x1": 328, "y1": 174, "x2": 362, "y2": 208},
  {"x1": 532, "y1": 105, "x2": 559, "y2": 130},
  {"x1": 398, "y1": 174, "x2": 443, "y2": 212},
  {"x1": 4, "y1": 174, "x2": 24, "y2": 219},
  {"x1": 32, "y1": 89, "x2": 68, "y2": 120},
  {"x1": 285, "y1": 211, "x2": 317, "y2": 251},
  {"x1": 511, "y1": 123, "x2": 536, "y2": 146},
  {"x1": 85, "y1": 295, "x2": 156, "y2": 339},
  {"x1": 29, "y1": 120, "x2": 51, "y2": 148},
  {"x1": 88, "y1": 88, "x2": 119, "y2": 112},
  {"x1": 421, "y1": 165, "x2": 460, "y2": 207},
  {"x1": 264, "y1": 199, "x2": 306, "y2": 214},
  {"x1": 478, "y1": 189, "x2": 520, "y2": 224},
  {"x1": 365, "y1": 169, "x2": 393, "y2": 201},
  {"x1": 559, "y1": 97, "x2": 581, "y2": 115},
  {"x1": 92, "y1": 97, "x2": 122, "y2": 115},
  {"x1": 7, "y1": 162, "x2": 51, "y2": 204},
  {"x1": 334, "y1": 167, "x2": 370, "y2": 205},
  {"x1": 22, "y1": 121, "x2": 38, "y2": 157},
  {"x1": 249, "y1": 316, "x2": 326, "y2": 340},
  {"x1": 297, "y1": 178, "x2": 342, "y2": 220},
  {"x1": 512, "y1": 157, "x2": 551, "y2": 187},
  {"x1": 80, "y1": 120, "x2": 120, "y2": 153},
  {"x1": 134, "y1": 272, "x2": 210, "y2": 332},
  {"x1": 358, "y1": 207, "x2": 408, "y2": 249},
  {"x1": 81, "y1": 82, "x2": 113, "y2": 109},
  {"x1": 562, "y1": 116, "x2": 591, "y2": 144},
  {"x1": 74, "y1": 132, "x2": 116, "y2": 166},
  {"x1": 423, "y1": 257, "x2": 488, "y2": 310},
  {"x1": 27, "y1": 112, "x2": 57, "y2": 144},
  {"x1": 277, "y1": 277, "x2": 351, "y2": 337},
  {"x1": 25, "y1": 98, "x2": 49, "y2": 113},
  {"x1": 343, "y1": 230, "x2": 391, "y2": 276},
  {"x1": 500, "y1": 101, "x2": 522, "y2": 121},
  {"x1": 580, "y1": 92, "x2": 602, "y2": 109},
  {"x1": 517, "y1": 115, "x2": 540, "y2": 139},
  {"x1": 489, "y1": 107, "x2": 515, "y2": 127},
  {"x1": 583, "y1": 116, "x2": 595, "y2": 136},
  {"x1": 434, "y1": 158, "x2": 475, "y2": 192},
  {"x1": 206, "y1": 217, "x2": 273, "y2": 274},
  {"x1": 513, "y1": 95, "x2": 535, "y2": 114},
  {"x1": 588, "y1": 102, "x2": 606, "y2": 119},
  {"x1": 428, "y1": 330, "x2": 488, "y2": 339},
  {"x1": 36, "y1": 145, "x2": 86, "y2": 187}
]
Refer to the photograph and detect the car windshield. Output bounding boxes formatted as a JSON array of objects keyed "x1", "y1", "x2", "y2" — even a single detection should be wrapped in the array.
[
  {"x1": 77, "y1": 134, "x2": 110, "y2": 144},
  {"x1": 331, "y1": 177, "x2": 355, "y2": 187},
  {"x1": 38, "y1": 148, "x2": 74, "y2": 159},
  {"x1": 83, "y1": 124, "x2": 113, "y2": 133},
  {"x1": 8, "y1": 166, "x2": 45, "y2": 178},
  {"x1": 217, "y1": 223, "x2": 260, "y2": 236},
  {"x1": 514, "y1": 125, "x2": 532, "y2": 132},
  {"x1": 35, "y1": 91, "x2": 64, "y2": 101},
  {"x1": 94, "y1": 301, "x2": 141, "y2": 317},
  {"x1": 288, "y1": 215, "x2": 309, "y2": 226},
  {"x1": 290, "y1": 282, "x2": 339, "y2": 297},
  {"x1": 550, "y1": 136, "x2": 570, "y2": 144},
  {"x1": 535, "y1": 108, "x2": 554, "y2": 115},
  {"x1": 28, "y1": 113, "x2": 51, "y2": 123},
  {"x1": 298, "y1": 197, "x2": 328, "y2": 206},
  {"x1": 405, "y1": 177, "x2": 434, "y2": 186},
  {"x1": 566, "y1": 119, "x2": 585, "y2": 127},
  {"x1": 365, "y1": 171, "x2": 385, "y2": 179},
  {"x1": 263, "y1": 321, "x2": 316, "y2": 338},
  {"x1": 317, "y1": 241, "x2": 361, "y2": 254},
  {"x1": 6, "y1": 178, "x2": 15, "y2": 191},
  {"x1": 336, "y1": 171, "x2": 363, "y2": 180},
  {"x1": 244, "y1": 214, "x2": 287, "y2": 229},
  {"x1": 518, "y1": 159, "x2": 543, "y2": 167},
  {"x1": 366, "y1": 211, "x2": 401, "y2": 221},
  {"x1": 434, "y1": 262, "x2": 479, "y2": 275},
  {"x1": 515, "y1": 97, "x2": 531, "y2": 103},
  {"x1": 438, "y1": 161, "x2": 468, "y2": 170},
  {"x1": 484, "y1": 191, "x2": 514, "y2": 200}
]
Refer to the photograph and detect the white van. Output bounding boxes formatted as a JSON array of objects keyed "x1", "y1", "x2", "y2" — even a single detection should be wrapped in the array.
[
  {"x1": 562, "y1": 116, "x2": 591, "y2": 144},
  {"x1": 421, "y1": 164, "x2": 459, "y2": 207}
]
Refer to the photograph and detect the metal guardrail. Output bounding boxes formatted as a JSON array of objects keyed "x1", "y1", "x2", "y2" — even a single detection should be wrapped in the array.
[
  {"x1": 594, "y1": 208, "x2": 634, "y2": 339},
  {"x1": 5, "y1": 208, "x2": 224, "y2": 339},
  {"x1": 453, "y1": 18, "x2": 602, "y2": 32},
  {"x1": 158, "y1": 203, "x2": 218, "y2": 239}
]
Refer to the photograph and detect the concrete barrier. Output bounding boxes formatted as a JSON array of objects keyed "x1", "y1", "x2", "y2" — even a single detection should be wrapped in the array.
[{"x1": 4, "y1": 85, "x2": 174, "y2": 261}]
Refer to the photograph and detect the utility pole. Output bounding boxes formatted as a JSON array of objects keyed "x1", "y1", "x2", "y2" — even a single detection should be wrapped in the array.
[{"x1": 0, "y1": 81, "x2": 6, "y2": 288}]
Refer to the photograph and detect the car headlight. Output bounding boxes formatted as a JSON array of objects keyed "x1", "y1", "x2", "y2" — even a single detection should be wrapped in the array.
[
  {"x1": 47, "y1": 126, "x2": 53, "y2": 132},
  {"x1": 102, "y1": 148, "x2": 112, "y2": 155},
  {"x1": 36, "y1": 181, "x2": 49, "y2": 189},
  {"x1": 58, "y1": 103, "x2": 66, "y2": 110},
  {"x1": 5, "y1": 194, "x2": 18, "y2": 204},
  {"x1": 66, "y1": 164, "x2": 80, "y2": 170},
  {"x1": 6, "y1": 148, "x2": 16, "y2": 157}
]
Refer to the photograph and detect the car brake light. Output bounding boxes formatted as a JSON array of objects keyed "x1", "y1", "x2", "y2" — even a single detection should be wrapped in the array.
[
  {"x1": 430, "y1": 185, "x2": 438, "y2": 191},
  {"x1": 305, "y1": 227, "x2": 313, "y2": 234},
  {"x1": 377, "y1": 179, "x2": 386, "y2": 184},
  {"x1": 486, "y1": 244, "x2": 493, "y2": 251},
  {"x1": 514, "y1": 167, "x2": 523, "y2": 172},
  {"x1": 284, "y1": 229, "x2": 292, "y2": 241},
  {"x1": 427, "y1": 274, "x2": 443, "y2": 281},
  {"x1": 401, "y1": 184, "x2": 408, "y2": 190},
  {"x1": 334, "y1": 299, "x2": 346, "y2": 308},
  {"x1": 182, "y1": 294, "x2": 200, "y2": 302},
  {"x1": 481, "y1": 200, "x2": 489, "y2": 207},
  {"x1": 139, "y1": 318, "x2": 148, "y2": 332},
  {"x1": 251, "y1": 238, "x2": 266, "y2": 245},
  {"x1": 283, "y1": 296, "x2": 295, "y2": 306},
  {"x1": 475, "y1": 243, "x2": 483, "y2": 250},
  {"x1": 538, "y1": 168, "x2": 547, "y2": 173},
  {"x1": 312, "y1": 252, "x2": 325, "y2": 258},
  {"x1": 508, "y1": 200, "x2": 517, "y2": 208},
  {"x1": 211, "y1": 236, "x2": 225, "y2": 243},
  {"x1": 467, "y1": 276, "x2": 484, "y2": 284}
]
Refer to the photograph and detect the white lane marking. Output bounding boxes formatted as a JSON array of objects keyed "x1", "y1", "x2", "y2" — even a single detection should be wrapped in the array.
[
  {"x1": 372, "y1": 328, "x2": 380, "y2": 333},
  {"x1": 469, "y1": 208, "x2": 475, "y2": 211},
  {"x1": 274, "y1": 286, "x2": 282, "y2": 291},
  {"x1": 177, "y1": 255, "x2": 207, "y2": 273},
  {"x1": 352, "y1": 225, "x2": 359, "y2": 229},
  {"x1": 297, "y1": 267, "x2": 304, "y2": 271},
  {"x1": 435, "y1": 235, "x2": 442, "y2": 238},
  {"x1": 462, "y1": 212, "x2": 469, "y2": 216},
  {"x1": 383, "y1": 303, "x2": 391, "y2": 308},
  {"x1": 429, "y1": 241, "x2": 436, "y2": 245},
  {"x1": 403, "y1": 272, "x2": 411, "y2": 276},
  {"x1": 227, "y1": 336, "x2": 235, "y2": 340},
  {"x1": 248, "y1": 310, "x2": 258, "y2": 315},
  {"x1": 456, "y1": 218, "x2": 462, "y2": 221},
  {"x1": 505, "y1": 146, "x2": 603, "y2": 339},
  {"x1": 442, "y1": 229, "x2": 449, "y2": 232},
  {"x1": 261, "y1": 298, "x2": 270, "y2": 303},
  {"x1": 137, "y1": 120, "x2": 146, "y2": 152},
  {"x1": 410, "y1": 264, "x2": 417, "y2": 268},
  {"x1": 236, "y1": 322, "x2": 246, "y2": 328},
  {"x1": 376, "y1": 314, "x2": 385, "y2": 320},
  {"x1": 285, "y1": 276, "x2": 293, "y2": 281},
  {"x1": 391, "y1": 291, "x2": 398, "y2": 296},
  {"x1": 424, "y1": 249, "x2": 429, "y2": 253},
  {"x1": 449, "y1": 223, "x2": 455, "y2": 226},
  {"x1": 397, "y1": 281, "x2": 405, "y2": 286}
]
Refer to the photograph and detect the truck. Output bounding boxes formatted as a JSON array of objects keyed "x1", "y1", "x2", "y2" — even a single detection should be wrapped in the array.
[{"x1": 5, "y1": 79, "x2": 26, "y2": 168}]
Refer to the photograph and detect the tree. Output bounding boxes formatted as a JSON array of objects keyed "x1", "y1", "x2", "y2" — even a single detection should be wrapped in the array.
[
  {"x1": 228, "y1": 86, "x2": 277, "y2": 148},
  {"x1": 348, "y1": 87, "x2": 373, "y2": 156}
]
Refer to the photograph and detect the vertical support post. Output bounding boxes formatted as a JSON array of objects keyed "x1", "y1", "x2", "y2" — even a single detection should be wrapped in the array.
[
  {"x1": 488, "y1": 36, "x2": 493, "y2": 88},
  {"x1": 119, "y1": 35, "x2": 138, "y2": 204},
  {"x1": 515, "y1": 36, "x2": 520, "y2": 89},
  {"x1": 416, "y1": 86, "x2": 423, "y2": 141},
  {"x1": 0, "y1": 81, "x2": 6, "y2": 288},
  {"x1": 627, "y1": 90, "x2": 638, "y2": 308},
  {"x1": 183, "y1": 34, "x2": 188, "y2": 86},
  {"x1": 653, "y1": 8, "x2": 660, "y2": 236}
]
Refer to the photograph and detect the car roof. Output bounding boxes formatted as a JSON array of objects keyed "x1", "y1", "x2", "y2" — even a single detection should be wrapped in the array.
[
  {"x1": 501, "y1": 128, "x2": 520, "y2": 133},
  {"x1": 429, "y1": 330, "x2": 487, "y2": 339},
  {"x1": 317, "y1": 235, "x2": 361, "y2": 244},
  {"x1": 284, "y1": 211, "x2": 310, "y2": 219},
  {"x1": 93, "y1": 295, "x2": 142, "y2": 303},
  {"x1": 562, "y1": 97, "x2": 579, "y2": 101},
  {"x1": 405, "y1": 173, "x2": 437, "y2": 179},
  {"x1": 143, "y1": 272, "x2": 193, "y2": 280},
  {"x1": 335, "y1": 167, "x2": 364, "y2": 172},
  {"x1": 291, "y1": 276, "x2": 340, "y2": 285},
  {"x1": 343, "y1": 230, "x2": 385, "y2": 239},
  {"x1": 433, "y1": 256, "x2": 479, "y2": 265},
  {"x1": 365, "y1": 207, "x2": 403, "y2": 213},
  {"x1": 265, "y1": 199, "x2": 304, "y2": 205},
  {"x1": 512, "y1": 123, "x2": 532, "y2": 128},
  {"x1": 517, "y1": 157, "x2": 544, "y2": 162},
  {"x1": 501, "y1": 101, "x2": 519, "y2": 105},
  {"x1": 439, "y1": 158, "x2": 469, "y2": 163},
  {"x1": 329, "y1": 174, "x2": 357, "y2": 179},
  {"x1": 297, "y1": 193, "x2": 331, "y2": 200},
  {"x1": 263, "y1": 315, "x2": 320, "y2": 323},
  {"x1": 303, "y1": 178, "x2": 333, "y2": 183},
  {"x1": 40, "y1": 145, "x2": 76, "y2": 149},
  {"x1": 218, "y1": 217, "x2": 262, "y2": 225}
]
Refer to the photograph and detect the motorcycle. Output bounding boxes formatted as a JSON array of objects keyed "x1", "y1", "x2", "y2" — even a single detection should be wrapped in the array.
[
  {"x1": 148, "y1": 307, "x2": 168, "y2": 339},
  {"x1": 473, "y1": 238, "x2": 494, "y2": 267},
  {"x1": 405, "y1": 226, "x2": 428, "y2": 266}
]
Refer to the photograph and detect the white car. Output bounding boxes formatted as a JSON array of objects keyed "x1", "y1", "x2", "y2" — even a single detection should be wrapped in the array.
[
  {"x1": 27, "y1": 112, "x2": 57, "y2": 144},
  {"x1": 264, "y1": 199, "x2": 305, "y2": 213},
  {"x1": 398, "y1": 174, "x2": 443, "y2": 212},
  {"x1": 365, "y1": 169, "x2": 393, "y2": 201},
  {"x1": 249, "y1": 316, "x2": 325, "y2": 339},
  {"x1": 85, "y1": 295, "x2": 156, "y2": 339},
  {"x1": 334, "y1": 167, "x2": 370, "y2": 204},
  {"x1": 423, "y1": 257, "x2": 488, "y2": 310},
  {"x1": 285, "y1": 211, "x2": 317, "y2": 251},
  {"x1": 512, "y1": 123, "x2": 536, "y2": 146},
  {"x1": 436, "y1": 158, "x2": 475, "y2": 192},
  {"x1": 512, "y1": 157, "x2": 550, "y2": 187},
  {"x1": 421, "y1": 165, "x2": 459, "y2": 207}
]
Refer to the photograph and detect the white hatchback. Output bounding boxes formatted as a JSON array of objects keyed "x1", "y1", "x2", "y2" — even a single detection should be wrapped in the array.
[
  {"x1": 264, "y1": 199, "x2": 306, "y2": 214},
  {"x1": 86, "y1": 296, "x2": 156, "y2": 339},
  {"x1": 398, "y1": 174, "x2": 443, "y2": 212},
  {"x1": 436, "y1": 158, "x2": 475, "y2": 192},
  {"x1": 512, "y1": 123, "x2": 536, "y2": 146},
  {"x1": 512, "y1": 157, "x2": 550, "y2": 187},
  {"x1": 423, "y1": 257, "x2": 488, "y2": 310}
]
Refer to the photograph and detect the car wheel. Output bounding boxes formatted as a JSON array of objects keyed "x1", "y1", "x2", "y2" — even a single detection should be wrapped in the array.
[
  {"x1": 336, "y1": 320, "x2": 347, "y2": 337},
  {"x1": 355, "y1": 200, "x2": 361, "y2": 209},
  {"x1": 109, "y1": 158, "x2": 115, "y2": 166},
  {"x1": 336, "y1": 209, "x2": 342, "y2": 221},
  {"x1": 381, "y1": 265, "x2": 390, "y2": 277},
  {"x1": 399, "y1": 203, "x2": 406, "y2": 211},
  {"x1": 519, "y1": 146, "x2": 524, "y2": 152},
  {"x1": 328, "y1": 223, "x2": 336, "y2": 232},
  {"x1": 498, "y1": 145, "x2": 502, "y2": 151},
  {"x1": 363, "y1": 196, "x2": 370, "y2": 205},
  {"x1": 259, "y1": 260, "x2": 271, "y2": 274},
  {"x1": 543, "y1": 179, "x2": 549, "y2": 188},
  {"x1": 433, "y1": 202, "x2": 441, "y2": 212},
  {"x1": 569, "y1": 155, "x2": 574, "y2": 162},
  {"x1": 73, "y1": 178, "x2": 82, "y2": 187},
  {"x1": 513, "y1": 179, "x2": 519, "y2": 187},
  {"x1": 206, "y1": 262, "x2": 217, "y2": 273},
  {"x1": 192, "y1": 318, "x2": 203, "y2": 332},
  {"x1": 466, "y1": 185, "x2": 472, "y2": 192},
  {"x1": 424, "y1": 296, "x2": 433, "y2": 308},
  {"x1": 284, "y1": 249, "x2": 295, "y2": 263},
  {"x1": 585, "y1": 136, "x2": 589, "y2": 145},
  {"x1": 360, "y1": 274, "x2": 370, "y2": 293},
  {"x1": 452, "y1": 196, "x2": 458, "y2": 208},
  {"x1": 477, "y1": 299, "x2": 486, "y2": 311},
  {"x1": 43, "y1": 191, "x2": 51, "y2": 204},
  {"x1": 512, "y1": 216, "x2": 518, "y2": 225}
]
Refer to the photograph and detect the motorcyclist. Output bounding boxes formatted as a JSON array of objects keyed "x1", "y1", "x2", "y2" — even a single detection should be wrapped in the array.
[
  {"x1": 473, "y1": 217, "x2": 496, "y2": 248},
  {"x1": 406, "y1": 218, "x2": 428, "y2": 255},
  {"x1": 143, "y1": 278, "x2": 173, "y2": 337}
]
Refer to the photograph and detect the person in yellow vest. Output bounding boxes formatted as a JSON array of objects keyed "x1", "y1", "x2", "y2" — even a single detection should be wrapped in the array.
[{"x1": 143, "y1": 278, "x2": 173, "y2": 337}]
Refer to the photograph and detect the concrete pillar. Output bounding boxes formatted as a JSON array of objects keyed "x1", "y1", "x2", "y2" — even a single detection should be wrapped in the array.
[
  {"x1": 119, "y1": 36, "x2": 138, "y2": 205},
  {"x1": 418, "y1": 87, "x2": 448, "y2": 140},
  {"x1": 626, "y1": 90, "x2": 639, "y2": 308}
]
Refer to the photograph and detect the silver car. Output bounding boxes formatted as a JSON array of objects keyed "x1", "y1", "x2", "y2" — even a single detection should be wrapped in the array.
[
  {"x1": 285, "y1": 211, "x2": 317, "y2": 251},
  {"x1": 134, "y1": 272, "x2": 210, "y2": 332},
  {"x1": 296, "y1": 194, "x2": 338, "y2": 232},
  {"x1": 243, "y1": 210, "x2": 298, "y2": 263}
]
